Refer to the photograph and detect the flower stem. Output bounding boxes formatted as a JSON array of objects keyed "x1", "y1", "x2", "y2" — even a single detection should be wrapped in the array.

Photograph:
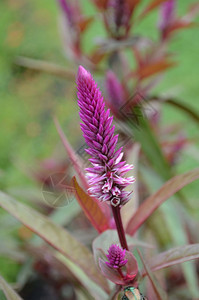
[
  {"x1": 111, "y1": 205, "x2": 129, "y2": 250},
  {"x1": 117, "y1": 268, "x2": 124, "y2": 279}
]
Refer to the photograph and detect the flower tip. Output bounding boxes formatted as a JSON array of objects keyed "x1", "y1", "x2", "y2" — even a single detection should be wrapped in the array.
[{"x1": 77, "y1": 65, "x2": 90, "y2": 81}]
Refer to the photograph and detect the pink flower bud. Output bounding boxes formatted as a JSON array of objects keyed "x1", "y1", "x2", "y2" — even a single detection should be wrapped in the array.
[{"x1": 106, "y1": 244, "x2": 128, "y2": 268}]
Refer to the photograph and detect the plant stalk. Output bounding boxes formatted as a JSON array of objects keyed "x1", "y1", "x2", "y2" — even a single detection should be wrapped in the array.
[{"x1": 111, "y1": 205, "x2": 129, "y2": 250}]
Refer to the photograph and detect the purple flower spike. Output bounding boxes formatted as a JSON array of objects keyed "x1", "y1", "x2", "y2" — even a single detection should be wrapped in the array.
[
  {"x1": 77, "y1": 66, "x2": 135, "y2": 206},
  {"x1": 106, "y1": 244, "x2": 128, "y2": 269}
]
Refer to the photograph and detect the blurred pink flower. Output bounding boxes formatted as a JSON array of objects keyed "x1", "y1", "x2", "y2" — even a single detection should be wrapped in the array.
[
  {"x1": 105, "y1": 70, "x2": 125, "y2": 118},
  {"x1": 159, "y1": 0, "x2": 176, "y2": 37}
]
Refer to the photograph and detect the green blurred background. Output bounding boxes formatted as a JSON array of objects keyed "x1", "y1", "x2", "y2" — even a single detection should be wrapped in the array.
[{"x1": 0, "y1": 0, "x2": 199, "y2": 282}]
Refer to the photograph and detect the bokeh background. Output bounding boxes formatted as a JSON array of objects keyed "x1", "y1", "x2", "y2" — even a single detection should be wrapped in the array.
[{"x1": 0, "y1": 0, "x2": 199, "y2": 286}]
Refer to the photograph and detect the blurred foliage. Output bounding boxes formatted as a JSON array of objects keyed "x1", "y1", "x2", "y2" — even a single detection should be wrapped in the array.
[{"x1": 0, "y1": 0, "x2": 199, "y2": 296}]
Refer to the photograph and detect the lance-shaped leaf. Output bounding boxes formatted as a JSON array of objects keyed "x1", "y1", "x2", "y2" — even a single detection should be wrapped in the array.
[
  {"x1": 164, "y1": 19, "x2": 195, "y2": 38},
  {"x1": 54, "y1": 117, "x2": 88, "y2": 189},
  {"x1": 164, "y1": 3, "x2": 199, "y2": 38},
  {"x1": 89, "y1": 48, "x2": 106, "y2": 65},
  {"x1": 56, "y1": 253, "x2": 108, "y2": 300},
  {"x1": 163, "y1": 97, "x2": 199, "y2": 124},
  {"x1": 72, "y1": 177, "x2": 110, "y2": 233},
  {"x1": 139, "y1": 167, "x2": 199, "y2": 297},
  {"x1": 138, "y1": 0, "x2": 168, "y2": 19},
  {"x1": 126, "y1": 104, "x2": 171, "y2": 180},
  {"x1": 91, "y1": 0, "x2": 109, "y2": 10},
  {"x1": 99, "y1": 258, "x2": 125, "y2": 285},
  {"x1": 126, "y1": 0, "x2": 141, "y2": 16},
  {"x1": 122, "y1": 143, "x2": 140, "y2": 229},
  {"x1": 126, "y1": 168, "x2": 199, "y2": 235},
  {"x1": 26, "y1": 240, "x2": 108, "y2": 299},
  {"x1": 0, "y1": 191, "x2": 109, "y2": 293},
  {"x1": 78, "y1": 17, "x2": 93, "y2": 33},
  {"x1": 0, "y1": 275, "x2": 23, "y2": 300},
  {"x1": 148, "y1": 244, "x2": 199, "y2": 272},
  {"x1": 15, "y1": 56, "x2": 75, "y2": 79},
  {"x1": 138, "y1": 250, "x2": 168, "y2": 300},
  {"x1": 135, "y1": 59, "x2": 176, "y2": 80}
]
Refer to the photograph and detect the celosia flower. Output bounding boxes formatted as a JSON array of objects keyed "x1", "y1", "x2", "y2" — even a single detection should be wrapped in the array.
[
  {"x1": 106, "y1": 244, "x2": 128, "y2": 269},
  {"x1": 77, "y1": 66, "x2": 135, "y2": 206}
]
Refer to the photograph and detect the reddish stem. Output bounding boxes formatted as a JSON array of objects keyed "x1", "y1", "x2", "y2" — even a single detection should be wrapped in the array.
[
  {"x1": 117, "y1": 268, "x2": 124, "y2": 279},
  {"x1": 111, "y1": 205, "x2": 129, "y2": 250}
]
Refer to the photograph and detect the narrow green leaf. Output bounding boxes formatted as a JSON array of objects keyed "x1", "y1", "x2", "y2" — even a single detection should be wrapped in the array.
[
  {"x1": 140, "y1": 166, "x2": 199, "y2": 298},
  {"x1": 122, "y1": 143, "x2": 140, "y2": 229},
  {"x1": 0, "y1": 275, "x2": 23, "y2": 300},
  {"x1": 15, "y1": 56, "x2": 75, "y2": 79},
  {"x1": 126, "y1": 168, "x2": 199, "y2": 235},
  {"x1": 138, "y1": 0, "x2": 168, "y2": 19},
  {"x1": 50, "y1": 199, "x2": 81, "y2": 226},
  {"x1": 54, "y1": 117, "x2": 88, "y2": 189},
  {"x1": 164, "y1": 98, "x2": 199, "y2": 124},
  {"x1": 160, "y1": 202, "x2": 199, "y2": 298},
  {"x1": 55, "y1": 253, "x2": 108, "y2": 300},
  {"x1": 0, "y1": 191, "x2": 109, "y2": 293},
  {"x1": 127, "y1": 105, "x2": 171, "y2": 180}
]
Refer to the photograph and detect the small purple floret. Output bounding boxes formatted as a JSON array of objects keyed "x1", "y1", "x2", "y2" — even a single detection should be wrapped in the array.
[
  {"x1": 76, "y1": 66, "x2": 135, "y2": 206},
  {"x1": 106, "y1": 244, "x2": 128, "y2": 269}
]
